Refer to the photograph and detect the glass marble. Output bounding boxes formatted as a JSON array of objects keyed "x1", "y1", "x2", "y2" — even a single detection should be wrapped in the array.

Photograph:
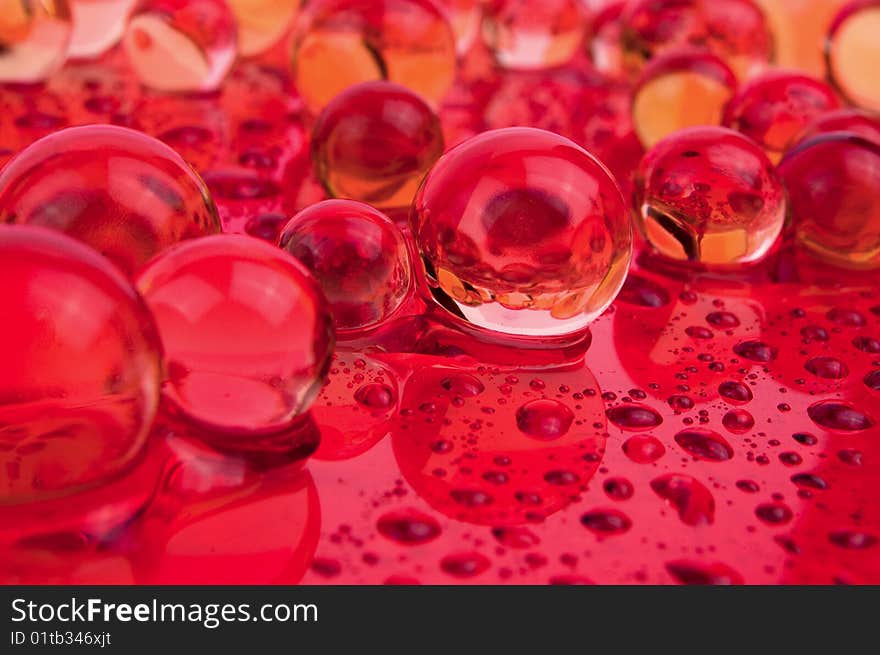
[
  {"x1": 279, "y1": 199, "x2": 412, "y2": 333},
  {"x1": 588, "y1": 0, "x2": 626, "y2": 79},
  {"x1": 227, "y1": 0, "x2": 300, "y2": 56},
  {"x1": 633, "y1": 126, "x2": 786, "y2": 265},
  {"x1": 0, "y1": 125, "x2": 220, "y2": 277},
  {"x1": 620, "y1": 0, "x2": 773, "y2": 79},
  {"x1": 0, "y1": 225, "x2": 162, "y2": 505},
  {"x1": 68, "y1": 0, "x2": 135, "y2": 59},
  {"x1": 795, "y1": 108, "x2": 880, "y2": 146},
  {"x1": 0, "y1": 0, "x2": 71, "y2": 83},
  {"x1": 632, "y1": 49, "x2": 737, "y2": 149},
  {"x1": 778, "y1": 132, "x2": 880, "y2": 269},
  {"x1": 826, "y1": 0, "x2": 880, "y2": 112},
  {"x1": 411, "y1": 127, "x2": 632, "y2": 337},
  {"x1": 722, "y1": 71, "x2": 841, "y2": 162},
  {"x1": 123, "y1": 0, "x2": 238, "y2": 93},
  {"x1": 290, "y1": 0, "x2": 457, "y2": 114},
  {"x1": 311, "y1": 80, "x2": 444, "y2": 210},
  {"x1": 436, "y1": 0, "x2": 479, "y2": 56},
  {"x1": 135, "y1": 234, "x2": 335, "y2": 436},
  {"x1": 481, "y1": 0, "x2": 586, "y2": 70}
]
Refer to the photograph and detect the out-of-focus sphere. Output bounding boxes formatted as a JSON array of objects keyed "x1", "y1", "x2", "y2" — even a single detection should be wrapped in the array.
[
  {"x1": 0, "y1": 225, "x2": 162, "y2": 504},
  {"x1": 722, "y1": 71, "x2": 841, "y2": 162},
  {"x1": 135, "y1": 235, "x2": 335, "y2": 435},
  {"x1": 633, "y1": 49, "x2": 737, "y2": 149},
  {"x1": 481, "y1": 0, "x2": 586, "y2": 70},
  {"x1": 123, "y1": 0, "x2": 238, "y2": 93},
  {"x1": 68, "y1": 0, "x2": 135, "y2": 59},
  {"x1": 279, "y1": 200, "x2": 412, "y2": 332},
  {"x1": 227, "y1": 0, "x2": 300, "y2": 57},
  {"x1": 778, "y1": 132, "x2": 880, "y2": 269},
  {"x1": 0, "y1": 125, "x2": 221, "y2": 277},
  {"x1": 621, "y1": 0, "x2": 773, "y2": 79},
  {"x1": 826, "y1": 0, "x2": 880, "y2": 112},
  {"x1": 0, "y1": 0, "x2": 71, "y2": 83},
  {"x1": 634, "y1": 126, "x2": 786, "y2": 265},
  {"x1": 290, "y1": 0, "x2": 457, "y2": 114},
  {"x1": 311, "y1": 81, "x2": 444, "y2": 210},
  {"x1": 412, "y1": 127, "x2": 633, "y2": 337},
  {"x1": 436, "y1": 0, "x2": 480, "y2": 56}
]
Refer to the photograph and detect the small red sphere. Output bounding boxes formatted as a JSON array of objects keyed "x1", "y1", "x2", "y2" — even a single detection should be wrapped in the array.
[
  {"x1": 723, "y1": 71, "x2": 841, "y2": 161},
  {"x1": 634, "y1": 126, "x2": 786, "y2": 265},
  {"x1": 412, "y1": 127, "x2": 632, "y2": 337},
  {"x1": 794, "y1": 108, "x2": 880, "y2": 146},
  {"x1": 0, "y1": 225, "x2": 163, "y2": 505},
  {"x1": 0, "y1": 125, "x2": 221, "y2": 277},
  {"x1": 279, "y1": 199, "x2": 412, "y2": 333},
  {"x1": 311, "y1": 81, "x2": 444, "y2": 210},
  {"x1": 135, "y1": 234, "x2": 335, "y2": 436},
  {"x1": 778, "y1": 132, "x2": 880, "y2": 269}
]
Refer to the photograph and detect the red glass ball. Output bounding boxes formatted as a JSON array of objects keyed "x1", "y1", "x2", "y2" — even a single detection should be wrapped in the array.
[
  {"x1": 0, "y1": 225, "x2": 163, "y2": 505},
  {"x1": 311, "y1": 81, "x2": 444, "y2": 210},
  {"x1": 135, "y1": 234, "x2": 335, "y2": 435},
  {"x1": 795, "y1": 108, "x2": 880, "y2": 146},
  {"x1": 633, "y1": 126, "x2": 786, "y2": 265},
  {"x1": 722, "y1": 71, "x2": 841, "y2": 161},
  {"x1": 778, "y1": 132, "x2": 880, "y2": 269},
  {"x1": 412, "y1": 127, "x2": 632, "y2": 337},
  {"x1": 279, "y1": 200, "x2": 412, "y2": 333},
  {"x1": 0, "y1": 125, "x2": 220, "y2": 277}
]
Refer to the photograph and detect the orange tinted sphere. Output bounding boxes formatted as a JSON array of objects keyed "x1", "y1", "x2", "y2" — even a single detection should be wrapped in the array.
[
  {"x1": 136, "y1": 235, "x2": 335, "y2": 436},
  {"x1": 0, "y1": 225, "x2": 163, "y2": 504},
  {"x1": 826, "y1": 0, "x2": 880, "y2": 112},
  {"x1": 0, "y1": 125, "x2": 220, "y2": 277},
  {"x1": 0, "y1": 0, "x2": 71, "y2": 83}
]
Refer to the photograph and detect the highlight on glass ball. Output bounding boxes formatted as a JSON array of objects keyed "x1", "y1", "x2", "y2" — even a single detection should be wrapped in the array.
[
  {"x1": 279, "y1": 199, "x2": 412, "y2": 333},
  {"x1": 411, "y1": 127, "x2": 633, "y2": 337},
  {"x1": 633, "y1": 126, "x2": 786, "y2": 265},
  {"x1": 0, "y1": 0, "x2": 71, "y2": 83},
  {"x1": 311, "y1": 80, "x2": 445, "y2": 209},
  {"x1": 290, "y1": 0, "x2": 457, "y2": 114},
  {"x1": 68, "y1": 0, "x2": 135, "y2": 59},
  {"x1": 0, "y1": 125, "x2": 221, "y2": 277},
  {"x1": 826, "y1": 0, "x2": 880, "y2": 112},
  {"x1": 0, "y1": 225, "x2": 163, "y2": 505},
  {"x1": 135, "y1": 234, "x2": 335, "y2": 436}
]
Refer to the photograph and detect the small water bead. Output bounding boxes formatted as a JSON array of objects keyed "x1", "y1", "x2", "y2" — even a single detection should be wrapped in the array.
[
  {"x1": 722, "y1": 409, "x2": 754, "y2": 434},
  {"x1": 829, "y1": 530, "x2": 878, "y2": 549},
  {"x1": 481, "y1": 0, "x2": 587, "y2": 70},
  {"x1": 0, "y1": 125, "x2": 220, "y2": 277},
  {"x1": 736, "y1": 479, "x2": 760, "y2": 493},
  {"x1": 793, "y1": 432, "x2": 819, "y2": 446},
  {"x1": 603, "y1": 477, "x2": 634, "y2": 501},
  {"x1": 796, "y1": 108, "x2": 880, "y2": 146},
  {"x1": 290, "y1": 0, "x2": 456, "y2": 114},
  {"x1": 826, "y1": 0, "x2": 880, "y2": 111},
  {"x1": 311, "y1": 82, "x2": 444, "y2": 209},
  {"x1": 634, "y1": 127, "x2": 786, "y2": 265},
  {"x1": 804, "y1": 356, "x2": 850, "y2": 379},
  {"x1": 807, "y1": 401, "x2": 874, "y2": 431},
  {"x1": 515, "y1": 400, "x2": 575, "y2": 440},
  {"x1": 779, "y1": 452, "x2": 804, "y2": 466},
  {"x1": 719, "y1": 380, "x2": 753, "y2": 404},
  {"x1": 354, "y1": 383, "x2": 396, "y2": 411},
  {"x1": 622, "y1": 435, "x2": 666, "y2": 463},
  {"x1": 0, "y1": 0, "x2": 71, "y2": 83},
  {"x1": 864, "y1": 370, "x2": 880, "y2": 390},
  {"x1": 791, "y1": 472, "x2": 827, "y2": 489},
  {"x1": 650, "y1": 474, "x2": 715, "y2": 526},
  {"x1": 136, "y1": 235, "x2": 334, "y2": 436},
  {"x1": 123, "y1": 0, "x2": 237, "y2": 92},
  {"x1": 755, "y1": 502, "x2": 793, "y2": 525},
  {"x1": 0, "y1": 226, "x2": 162, "y2": 504},
  {"x1": 491, "y1": 526, "x2": 540, "y2": 549},
  {"x1": 412, "y1": 127, "x2": 632, "y2": 337},
  {"x1": 778, "y1": 133, "x2": 880, "y2": 269},
  {"x1": 620, "y1": 0, "x2": 773, "y2": 79},
  {"x1": 665, "y1": 560, "x2": 744, "y2": 585},
  {"x1": 801, "y1": 325, "x2": 829, "y2": 342},
  {"x1": 733, "y1": 340, "x2": 778, "y2": 362},
  {"x1": 685, "y1": 325, "x2": 714, "y2": 339},
  {"x1": 440, "y1": 552, "x2": 490, "y2": 578},
  {"x1": 827, "y1": 307, "x2": 867, "y2": 326},
  {"x1": 617, "y1": 274, "x2": 671, "y2": 308},
  {"x1": 606, "y1": 404, "x2": 663, "y2": 431},
  {"x1": 632, "y1": 50, "x2": 738, "y2": 149},
  {"x1": 580, "y1": 509, "x2": 632, "y2": 536},
  {"x1": 674, "y1": 429, "x2": 734, "y2": 462},
  {"x1": 377, "y1": 508, "x2": 441, "y2": 545},
  {"x1": 838, "y1": 448, "x2": 863, "y2": 465},
  {"x1": 68, "y1": 0, "x2": 135, "y2": 59},
  {"x1": 227, "y1": 0, "x2": 300, "y2": 56},
  {"x1": 852, "y1": 336, "x2": 880, "y2": 353},
  {"x1": 706, "y1": 311, "x2": 740, "y2": 328},
  {"x1": 279, "y1": 200, "x2": 412, "y2": 332},
  {"x1": 722, "y1": 71, "x2": 841, "y2": 162}
]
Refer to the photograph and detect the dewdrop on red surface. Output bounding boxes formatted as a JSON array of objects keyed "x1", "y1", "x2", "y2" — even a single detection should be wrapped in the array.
[
  {"x1": 0, "y1": 225, "x2": 162, "y2": 504},
  {"x1": 633, "y1": 126, "x2": 786, "y2": 265},
  {"x1": 123, "y1": 0, "x2": 238, "y2": 93},
  {"x1": 411, "y1": 127, "x2": 632, "y2": 337},
  {"x1": 310, "y1": 81, "x2": 445, "y2": 210},
  {"x1": 289, "y1": 0, "x2": 457, "y2": 114},
  {"x1": 0, "y1": 125, "x2": 221, "y2": 277},
  {"x1": 135, "y1": 234, "x2": 335, "y2": 436},
  {"x1": 0, "y1": 0, "x2": 71, "y2": 83},
  {"x1": 279, "y1": 199, "x2": 412, "y2": 333}
]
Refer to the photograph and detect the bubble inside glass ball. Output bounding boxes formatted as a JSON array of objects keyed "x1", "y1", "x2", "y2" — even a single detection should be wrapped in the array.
[{"x1": 411, "y1": 127, "x2": 632, "y2": 337}]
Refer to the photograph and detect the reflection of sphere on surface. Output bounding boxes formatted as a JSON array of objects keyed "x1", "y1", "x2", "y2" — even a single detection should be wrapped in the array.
[
  {"x1": 0, "y1": 226, "x2": 162, "y2": 505},
  {"x1": 412, "y1": 127, "x2": 632, "y2": 337}
]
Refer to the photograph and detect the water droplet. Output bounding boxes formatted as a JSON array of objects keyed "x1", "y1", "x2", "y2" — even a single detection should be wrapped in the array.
[
  {"x1": 755, "y1": 502, "x2": 793, "y2": 525},
  {"x1": 804, "y1": 356, "x2": 849, "y2": 379},
  {"x1": 808, "y1": 401, "x2": 874, "y2": 431},
  {"x1": 675, "y1": 429, "x2": 734, "y2": 461},
  {"x1": 718, "y1": 380, "x2": 753, "y2": 403},
  {"x1": 515, "y1": 399, "x2": 575, "y2": 440},
  {"x1": 580, "y1": 509, "x2": 631, "y2": 535},
  {"x1": 440, "y1": 552, "x2": 490, "y2": 578},
  {"x1": 722, "y1": 409, "x2": 754, "y2": 434},
  {"x1": 355, "y1": 382, "x2": 396, "y2": 410},
  {"x1": 606, "y1": 404, "x2": 663, "y2": 430},
  {"x1": 440, "y1": 374, "x2": 485, "y2": 397},
  {"x1": 377, "y1": 509, "x2": 441, "y2": 545},
  {"x1": 651, "y1": 474, "x2": 715, "y2": 526},
  {"x1": 829, "y1": 530, "x2": 877, "y2": 549},
  {"x1": 622, "y1": 435, "x2": 666, "y2": 463},
  {"x1": 603, "y1": 477, "x2": 634, "y2": 500},
  {"x1": 733, "y1": 340, "x2": 777, "y2": 362},
  {"x1": 665, "y1": 560, "x2": 743, "y2": 585}
]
